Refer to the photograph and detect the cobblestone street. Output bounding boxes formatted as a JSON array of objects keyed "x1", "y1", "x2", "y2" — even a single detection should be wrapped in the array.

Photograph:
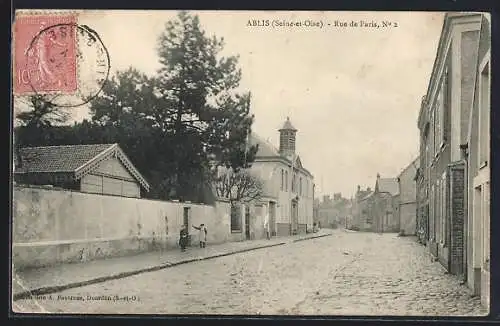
[{"x1": 13, "y1": 230, "x2": 487, "y2": 316}]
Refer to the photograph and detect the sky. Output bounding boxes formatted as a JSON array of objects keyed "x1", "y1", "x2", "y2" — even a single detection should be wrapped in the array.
[{"x1": 15, "y1": 10, "x2": 445, "y2": 198}]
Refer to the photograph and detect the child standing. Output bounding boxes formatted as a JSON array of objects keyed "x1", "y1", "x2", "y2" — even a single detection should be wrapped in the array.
[{"x1": 192, "y1": 224, "x2": 207, "y2": 248}]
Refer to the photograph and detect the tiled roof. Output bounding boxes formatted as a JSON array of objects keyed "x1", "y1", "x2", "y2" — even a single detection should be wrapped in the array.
[
  {"x1": 359, "y1": 191, "x2": 373, "y2": 201},
  {"x1": 15, "y1": 143, "x2": 151, "y2": 191},
  {"x1": 16, "y1": 144, "x2": 114, "y2": 173},
  {"x1": 377, "y1": 178, "x2": 400, "y2": 196}
]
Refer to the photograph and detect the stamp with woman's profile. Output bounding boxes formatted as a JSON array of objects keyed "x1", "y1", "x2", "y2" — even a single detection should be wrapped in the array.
[{"x1": 13, "y1": 13, "x2": 111, "y2": 108}]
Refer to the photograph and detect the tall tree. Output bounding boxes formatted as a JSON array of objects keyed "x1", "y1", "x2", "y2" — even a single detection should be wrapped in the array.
[
  {"x1": 87, "y1": 11, "x2": 258, "y2": 201},
  {"x1": 155, "y1": 12, "x2": 258, "y2": 186}
]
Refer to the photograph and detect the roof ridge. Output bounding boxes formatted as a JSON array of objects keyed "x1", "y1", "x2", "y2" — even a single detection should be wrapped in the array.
[{"x1": 20, "y1": 143, "x2": 116, "y2": 150}]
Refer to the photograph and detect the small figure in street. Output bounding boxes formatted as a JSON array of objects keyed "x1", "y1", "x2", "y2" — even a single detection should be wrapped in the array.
[
  {"x1": 192, "y1": 223, "x2": 207, "y2": 248},
  {"x1": 179, "y1": 225, "x2": 189, "y2": 252},
  {"x1": 264, "y1": 213, "x2": 271, "y2": 240},
  {"x1": 264, "y1": 220, "x2": 270, "y2": 240}
]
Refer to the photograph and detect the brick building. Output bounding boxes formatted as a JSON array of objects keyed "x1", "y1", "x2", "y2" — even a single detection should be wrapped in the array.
[
  {"x1": 14, "y1": 143, "x2": 150, "y2": 198},
  {"x1": 397, "y1": 158, "x2": 419, "y2": 236},
  {"x1": 416, "y1": 13, "x2": 490, "y2": 308},
  {"x1": 462, "y1": 14, "x2": 490, "y2": 308}
]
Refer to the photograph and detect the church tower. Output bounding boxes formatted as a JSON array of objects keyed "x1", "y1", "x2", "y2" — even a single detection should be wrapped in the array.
[{"x1": 279, "y1": 117, "x2": 298, "y2": 158}]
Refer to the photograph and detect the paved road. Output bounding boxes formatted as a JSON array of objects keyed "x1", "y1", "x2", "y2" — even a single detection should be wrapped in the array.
[{"x1": 13, "y1": 231, "x2": 487, "y2": 316}]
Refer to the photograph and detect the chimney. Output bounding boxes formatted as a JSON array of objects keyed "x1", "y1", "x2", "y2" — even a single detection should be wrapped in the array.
[
  {"x1": 377, "y1": 173, "x2": 381, "y2": 179},
  {"x1": 367, "y1": 187, "x2": 371, "y2": 192}
]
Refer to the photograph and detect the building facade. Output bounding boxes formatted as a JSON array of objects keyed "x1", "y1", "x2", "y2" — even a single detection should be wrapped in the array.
[
  {"x1": 372, "y1": 174, "x2": 400, "y2": 233},
  {"x1": 246, "y1": 117, "x2": 315, "y2": 237},
  {"x1": 14, "y1": 143, "x2": 150, "y2": 198},
  {"x1": 463, "y1": 13, "x2": 490, "y2": 308},
  {"x1": 350, "y1": 186, "x2": 374, "y2": 231},
  {"x1": 316, "y1": 193, "x2": 351, "y2": 229},
  {"x1": 398, "y1": 157, "x2": 419, "y2": 236},
  {"x1": 416, "y1": 12, "x2": 490, "y2": 308}
]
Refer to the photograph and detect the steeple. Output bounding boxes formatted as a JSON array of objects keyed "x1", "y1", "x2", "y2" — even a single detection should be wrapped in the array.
[{"x1": 279, "y1": 117, "x2": 298, "y2": 157}]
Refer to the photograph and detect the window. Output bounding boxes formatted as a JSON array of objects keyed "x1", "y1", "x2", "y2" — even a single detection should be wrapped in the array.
[
  {"x1": 436, "y1": 180, "x2": 441, "y2": 243},
  {"x1": 430, "y1": 185, "x2": 435, "y2": 241},
  {"x1": 285, "y1": 171, "x2": 288, "y2": 192},
  {"x1": 429, "y1": 109, "x2": 435, "y2": 159},
  {"x1": 434, "y1": 67, "x2": 448, "y2": 152},
  {"x1": 281, "y1": 169, "x2": 284, "y2": 191},
  {"x1": 299, "y1": 177, "x2": 303, "y2": 196},
  {"x1": 479, "y1": 59, "x2": 490, "y2": 166},
  {"x1": 434, "y1": 100, "x2": 442, "y2": 154},
  {"x1": 292, "y1": 173, "x2": 296, "y2": 192},
  {"x1": 442, "y1": 67, "x2": 449, "y2": 142}
]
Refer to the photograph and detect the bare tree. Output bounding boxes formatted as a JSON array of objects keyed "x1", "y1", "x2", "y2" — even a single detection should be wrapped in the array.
[{"x1": 213, "y1": 168, "x2": 263, "y2": 204}]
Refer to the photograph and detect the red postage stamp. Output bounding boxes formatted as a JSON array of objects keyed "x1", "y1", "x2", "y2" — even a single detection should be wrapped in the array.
[{"x1": 13, "y1": 14, "x2": 78, "y2": 95}]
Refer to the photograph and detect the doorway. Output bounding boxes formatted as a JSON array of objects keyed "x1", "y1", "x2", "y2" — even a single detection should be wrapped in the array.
[
  {"x1": 183, "y1": 207, "x2": 191, "y2": 246},
  {"x1": 269, "y1": 202, "x2": 276, "y2": 236},
  {"x1": 472, "y1": 185, "x2": 483, "y2": 295},
  {"x1": 245, "y1": 205, "x2": 251, "y2": 240},
  {"x1": 291, "y1": 199, "x2": 298, "y2": 234}
]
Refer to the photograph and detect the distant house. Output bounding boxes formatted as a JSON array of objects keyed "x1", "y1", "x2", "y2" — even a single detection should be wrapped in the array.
[
  {"x1": 351, "y1": 186, "x2": 374, "y2": 231},
  {"x1": 14, "y1": 143, "x2": 150, "y2": 198},
  {"x1": 316, "y1": 193, "x2": 351, "y2": 229},
  {"x1": 397, "y1": 158, "x2": 419, "y2": 236},
  {"x1": 372, "y1": 174, "x2": 400, "y2": 233}
]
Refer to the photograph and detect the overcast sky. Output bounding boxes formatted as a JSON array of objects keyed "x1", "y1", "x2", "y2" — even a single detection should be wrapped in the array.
[{"x1": 23, "y1": 10, "x2": 446, "y2": 198}]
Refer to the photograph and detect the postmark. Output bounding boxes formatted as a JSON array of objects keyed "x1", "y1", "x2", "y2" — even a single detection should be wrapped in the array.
[{"x1": 13, "y1": 13, "x2": 110, "y2": 108}]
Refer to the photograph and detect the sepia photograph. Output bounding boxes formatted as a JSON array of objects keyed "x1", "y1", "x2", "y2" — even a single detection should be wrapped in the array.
[{"x1": 11, "y1": 10, "x2": 491, "y2": 316}]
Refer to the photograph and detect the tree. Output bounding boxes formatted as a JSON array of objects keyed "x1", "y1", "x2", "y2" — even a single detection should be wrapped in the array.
[
  {"x1": 14, "y1": 95, "x2": 72, "y2": 170},
  {"x1": 14, "y1": 11, "x2": 259, "y2": 203},
  {"x1": 155, "y1": 11, "x2": 258, "y2": 187},
  {"x1": 86, "y1": 11, "x2": 258, "y2": 201},
  {"x1": 15, "y1": 95, "x2": 70, "y2": 128},
  {"x1": 213, "y1": 168, "x2": 263, "y2": 205}
]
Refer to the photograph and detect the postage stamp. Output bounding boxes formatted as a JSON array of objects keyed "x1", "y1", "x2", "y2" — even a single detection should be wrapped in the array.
[
  {"x1": 13, "y1": 12, "x2": 110, "y2": 108},
  {"x1": 13, "y1": 14, "x2": 78, "y2": 95}
]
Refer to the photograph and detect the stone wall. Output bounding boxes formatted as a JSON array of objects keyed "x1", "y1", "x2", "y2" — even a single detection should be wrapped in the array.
[{"x1": 12, "y1": 185, "x2": 231, "y2": 270}]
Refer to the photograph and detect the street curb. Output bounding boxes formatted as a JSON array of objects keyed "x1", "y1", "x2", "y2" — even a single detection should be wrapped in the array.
[
  {"x1": 292, "y1": 233, "x2": 332, "y2": 243},
  {"x1": 13, "y1": 241, "x2": 288, "y2": 301},
  {"x1": 13, "y1": 234, "x2": 333, "y2": 301}
]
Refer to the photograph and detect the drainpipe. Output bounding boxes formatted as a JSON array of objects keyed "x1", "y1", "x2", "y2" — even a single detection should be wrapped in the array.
[
  {"x1": 289, "y1": 153, "x2": 295, "y2": 235},
  {"x1": 460, "y1": 143, "x2": 469, "y2": 283}
]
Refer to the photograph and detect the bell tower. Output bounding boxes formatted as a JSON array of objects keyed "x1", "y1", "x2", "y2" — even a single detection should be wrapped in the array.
[{"x1": 279, "y1": 117, "x2": 298, "y2": 157}]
